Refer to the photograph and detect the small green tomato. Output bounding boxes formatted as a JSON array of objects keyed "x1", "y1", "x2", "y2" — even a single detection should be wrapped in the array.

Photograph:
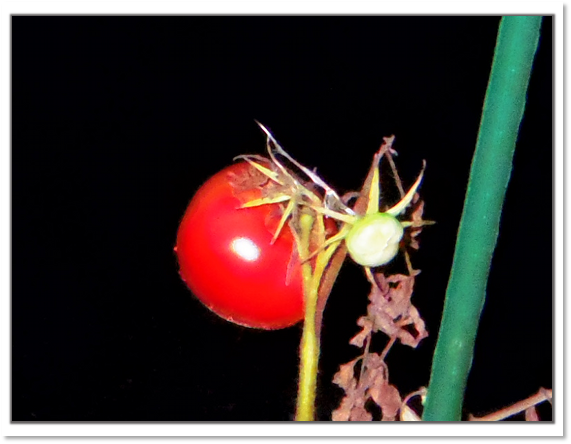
[{"x1": 346, "y1": 212, "x2": 404, "y2": 267}]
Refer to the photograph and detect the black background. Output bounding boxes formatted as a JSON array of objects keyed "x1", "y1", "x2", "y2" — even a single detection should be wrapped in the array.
[{"x1": 12, "y1": 16, "x2": 552, "y2": 421}]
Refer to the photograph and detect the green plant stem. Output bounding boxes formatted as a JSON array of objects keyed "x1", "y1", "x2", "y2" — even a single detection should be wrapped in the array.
[
  {"x1": 422, "y1": 16, "x2": 542, "y2": 421},
  {"x1": 295, "y1": 274, "x2": 319, "y2": 421},
  {"x1": 295, "y1": 213, "x2": 344, "y2": 421},
  {"x1": 295, "y1": 213, "x2": 319, "y2": 421}
]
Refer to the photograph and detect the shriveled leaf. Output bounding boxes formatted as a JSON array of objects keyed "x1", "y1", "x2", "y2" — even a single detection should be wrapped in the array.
[
  {"x1": 349, "y1": 406, "x2": 373, "y2": 422},
  {"x1": 363, "y1": 352, "x2": 384, "y2": 370},
  {"x1": 404, "y1": 305, "x2": 429, "y2": 347},
  {"x1": 350, "y1": 317, "x2": 374, "y2": 348},
  {"x1": 366, "y1": 271, "x2": 428, "y2": 348},
  {"x1": 332, "y1": 395, "x2": 356, "y2": 422},
  {"x1": 385, "y1": 274, "x2": 417, "y2": 316},
  {"x1": 370, "y1": 307, "x2": 401, "y2": 339},
  {"x1": 331, "y1": 376, "x2": 368, "y2": 422},
  {"x1": 332, "y1": 359, "x2": 358, "y2": 391},
  {"x1": 363, "y1": 358, "x2": 402, "y2": 421},
  {"x1": 380, "y1": 384, "x2": 402, "y2": 421}
]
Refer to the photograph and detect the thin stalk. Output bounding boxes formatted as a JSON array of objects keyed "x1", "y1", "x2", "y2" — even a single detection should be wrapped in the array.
[
  {"x1": 469, "y1": 388, "x2": 552, "y2": 421},
  {"x1": 295, "y1": 213, "x2": 344, "y2": 421},
  {"x1": 423, "y1": 16, "x2": 542, "y2": 421},
  {"x1": 295, "y1": 213, "x2": 319, "y2": 421}
]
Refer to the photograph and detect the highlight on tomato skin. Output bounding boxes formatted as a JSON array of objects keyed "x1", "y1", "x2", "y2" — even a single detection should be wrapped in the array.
[{"x1": 175, "y1": 162, "x2": 305, "y2": 330}]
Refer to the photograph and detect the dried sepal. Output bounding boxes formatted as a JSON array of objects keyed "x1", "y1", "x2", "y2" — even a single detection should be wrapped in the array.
[
  {"x1": 227, "y1": 158, "x2": 273, "y2": 194},
  {"x1": 255, "y1": 121, "x2": 353, "y2": 215},
  {"x1": 407, "y1": 195, "x2": 428, "y2": 250},
  {"x1": 385, "y1": 160, "x2": 426, "y2": 217}
]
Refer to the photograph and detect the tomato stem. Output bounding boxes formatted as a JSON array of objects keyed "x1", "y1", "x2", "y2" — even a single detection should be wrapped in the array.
[
  {"x1": 294, "y1": 211, "x2": 346, "y2": 421},
  {"x1": 295, "y1": 213, "x2": 319, "y2": 421}
]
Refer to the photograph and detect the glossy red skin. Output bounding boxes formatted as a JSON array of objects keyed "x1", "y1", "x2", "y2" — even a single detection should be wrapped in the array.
[{"x1": 176, "y1": 162, "x2": 305, "y2": 329}]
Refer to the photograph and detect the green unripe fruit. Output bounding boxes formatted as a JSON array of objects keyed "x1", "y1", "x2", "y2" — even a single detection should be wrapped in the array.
[{"x1": 346, "y1": 212, "x2": 404, "y2": 267}]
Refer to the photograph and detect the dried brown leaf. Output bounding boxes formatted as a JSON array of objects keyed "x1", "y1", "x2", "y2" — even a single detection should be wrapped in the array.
[
  {"x1": 333, "y1": 271, "x2": 426, "y2": 420},
  {"x1": 332, "y1": 359, "x2": 358, "y2": 391},
  {"x1": 379, "y1": 383, "x2": 402, "y2": 421},
  {"x1": 332, "y1": 372, "x2": 369, "y2": 422},
  {"x1": 370, "y1": 307, "x2": 400, "y2": 339},
  {"x1": 349, "y1": 406, "x2": 373, "y2": 422},
  {"x1": 362, "y1": 358, "x2": 402, "y2": 421},
  {"x1": 363, "y1": 352, "x2": 384, "y2": 370},
  {"x1": 405, "y1": 305, "x2": 429, "y2": 346},
  {"x1": 332, "y1": 395, "x2": 356, "y2": 422},
  {"x1": 350, "y1": 317, "x2": 373, "y2": 348},
  {"x1": 366, "y1": 272, "x2": 427, "y2": 348}
]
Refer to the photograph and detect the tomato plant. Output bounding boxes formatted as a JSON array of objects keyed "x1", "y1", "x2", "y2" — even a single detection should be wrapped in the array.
[{"x1": 176, "y1": 162, "x2": 307, "y2": 330}]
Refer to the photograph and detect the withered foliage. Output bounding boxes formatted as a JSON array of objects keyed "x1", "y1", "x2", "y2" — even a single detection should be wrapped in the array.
[
  {"x1": 332, "y1": 198, "x2": 429, "y2": 421},
  {"x1": 356, "y1": 271, "x2": 428, "y2": 349},
  {"x1": 332, "y1": 353, "x2": 403, "y2": 421}
]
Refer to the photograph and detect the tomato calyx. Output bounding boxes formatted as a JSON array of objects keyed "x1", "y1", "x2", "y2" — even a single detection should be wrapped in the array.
[{"x1": 238, "y1": 123, "x2": 431, "y2": 271}]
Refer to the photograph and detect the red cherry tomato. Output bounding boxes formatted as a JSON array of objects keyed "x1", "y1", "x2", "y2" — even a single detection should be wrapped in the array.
[{"x1": 175, "y1": 162, "x2": 305, "y2": 330}]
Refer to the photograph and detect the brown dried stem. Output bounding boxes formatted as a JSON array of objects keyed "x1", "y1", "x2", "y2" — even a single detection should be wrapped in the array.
[{"x1": 468, "y1": 388, "x2": 552, "y2": 421}]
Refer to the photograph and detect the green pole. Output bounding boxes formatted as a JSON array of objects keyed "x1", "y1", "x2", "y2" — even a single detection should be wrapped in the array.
[{"x1": 422, "y1": 16, "x2": 543, "y2": 421}]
